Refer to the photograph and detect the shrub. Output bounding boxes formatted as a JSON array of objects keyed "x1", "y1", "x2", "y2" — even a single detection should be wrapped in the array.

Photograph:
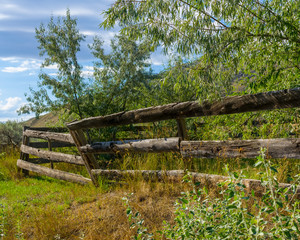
[{"x1": 125, "y1": 149, "x2": 300, "y2": 239}]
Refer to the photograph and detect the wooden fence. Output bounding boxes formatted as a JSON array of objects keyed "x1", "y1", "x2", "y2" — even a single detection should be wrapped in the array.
[
  {"x1": 17, "y1": 88, "x2": 300, "y2": 188},
  {"x1": 17, "y1": 126, "x2": 91, "y2": 184}
]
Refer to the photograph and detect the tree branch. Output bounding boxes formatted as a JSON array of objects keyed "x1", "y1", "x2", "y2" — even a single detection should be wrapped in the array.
[{"x1": 177, "y1": 0, "x2": 229, "y2": 29}]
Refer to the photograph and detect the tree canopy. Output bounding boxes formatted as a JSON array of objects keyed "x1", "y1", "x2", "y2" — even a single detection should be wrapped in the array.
[
  {"x1": 102, "y1": 0, "x2": 300, "y2": 98},
  {"x1": 89, "y1": 34, "x2": 155, "y2": 115},
  {"x1": 18, "y1": 10, "x2": 88, "y2": 119},
  {"x1": 19, "y1": 10, "x2": 155, "y2": 121},
  {"x1": 0, "y1": 121, "x2": 23, "y2": 147}
]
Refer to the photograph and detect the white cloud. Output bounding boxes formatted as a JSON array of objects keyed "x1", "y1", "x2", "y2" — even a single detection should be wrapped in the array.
[
  {"x1": 0, "y1": 57, "x2": 20, "y2": 63},
  {"x1": 44, "y1": 64, "x2": 58, "y2": 70},
  {"x1": 52, "y1": 8, "x2": 97, "y2": 17},
  {"x1": 81, "y1": 30, "x2": 98, "y2": 37},
  {"x1": 101, "y1": 31, "x2": 117, "y2": 46},
  {"x1": 0, "y1": 27, "x2": 35, "y2": 33},
  {"x1": 149, "y1": 53, "x2": 169, "y2": 66},
  {"x1": 81, "y1": 66, "x2": 94, "y2": 77},
  {"x1": 1, "y1": 58, "x2": 41, "y2": 73},
  {"x1": 0, "y1": 13, "x2": 11, "y2": 20},
  {"x1": 0, "y1": 97, "x2": 22, "y2": 111},
  {"x1": 2, "y1": 67, "x2": 28, "y2": 73}
]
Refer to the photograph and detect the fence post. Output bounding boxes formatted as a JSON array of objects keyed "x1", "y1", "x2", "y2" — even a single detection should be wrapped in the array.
[
  {"x1": 176, "y1": 118, "x2": 188, "y2": 140},
  {"x1": 48, "y1": 139, "x2": 53, "y2": 169},
  {"x1": 69, "y1": 129, "x2": 100, "y2": 186},
  {"x1": 19, "y1": 126, "x2": 30, "y2": 176}
]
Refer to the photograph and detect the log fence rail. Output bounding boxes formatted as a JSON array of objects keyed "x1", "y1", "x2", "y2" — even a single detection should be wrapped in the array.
[{"x1": 17, "y1": 127, "x2": 91, "y2": 184}]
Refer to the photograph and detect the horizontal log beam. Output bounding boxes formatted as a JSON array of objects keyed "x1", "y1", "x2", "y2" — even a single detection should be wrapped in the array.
[
  {"x1": 80, "y1": 138, "x2": 180, "y2": 153},
  {"x1": 181, "y1": 138, "x2": 300, "y2": 159},
  {"x1": 20, "y1": 145, "x2": 84, "y2": 165},
  {"x1": 17, "y1": 159, "x2": 91, "y2": 185},
  {"x1": 67, "y1": 88, "x2": 300, "y2": 130},
  {"x1": 92, "y1": 169, "x2": 185, "y2": 181},
  {"x1": 91, "y1": 169, "x2": 300, "y2": 197},
  {"x1": 29, "y1": 141, "x2": 74, "y2": 148},
  {"x1": 24, "y1": 129, "x2": 74, "y2": 144},
  {"x1": 27, "y1": 158, "x2": 60, "y2": 164},
  {"x1": 25, "y1": 127, "x2": 69, "y2": 133}
]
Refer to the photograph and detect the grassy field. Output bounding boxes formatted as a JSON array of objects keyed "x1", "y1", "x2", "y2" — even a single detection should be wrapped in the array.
[
  {"x1": 1, "y1": 146, "x2": 300, "y2": 239},
  {"x1": 0, "y1": 149, "x2": 190, "y2": 239}
]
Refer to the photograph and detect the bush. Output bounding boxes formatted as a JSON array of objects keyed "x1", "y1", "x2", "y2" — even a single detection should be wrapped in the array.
[
  {"x1": 0, "y1": 121, "x2": 23, "y2": 148},
  {"x1": 125, "y1": 149, "x2": 300, "y2": 239}
]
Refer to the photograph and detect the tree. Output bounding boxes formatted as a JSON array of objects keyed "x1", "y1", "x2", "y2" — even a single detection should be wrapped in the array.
[
  {"x1": 18, "y1": 10, "x2": 89, "y2": 119},
  {"x1": 89, "y1": 33, "x2": 155, "y2": 116},
  {"x1": 102, "y1": 0, "x2": 300, "y2": 98},
  {"x1": 0, "y1": 121, "x2": 23, "y2": 148}
]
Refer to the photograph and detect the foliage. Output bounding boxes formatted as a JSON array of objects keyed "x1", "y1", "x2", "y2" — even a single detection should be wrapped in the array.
[
  {"x1": 18, "y1": 10, "x2": 89, "y2": 119},
  {"x1": 102, "y1": 0, "x2": 300, "y2": 99},
  {"x1": 0, "y1": 203, "x2": 6, "y2": 239},
  {"x1": 89, "y1": 33, "x2": 155, "y2": 116},
  {"x1": 0, "y1": 121, "x2": 23, "y2": 148},
  {"x1": 123, "y1": 195, "x2": 154, "y2": 240},
  {"x1": 125, "y1": 149, "x2": 300, "y2": 239},
  {"x1": 19, "y1": 10, "x2": 157, "y2": 121}
]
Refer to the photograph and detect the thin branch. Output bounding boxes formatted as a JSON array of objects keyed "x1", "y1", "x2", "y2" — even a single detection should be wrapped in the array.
[
  {"x1": 247, "y1": 33, "x2": 300, "y2": 44},
  {"x1": 177, "y1": 0, "x2": 229, "y2": 29},
  {"x1": 237, "y1": 3, "x2": 266, "y2": 23},
  {"x1": 254, "y1": 0, "x2": 277, "y2": 16},
  {"x1": 254, "y1": 0, "x2": 300, "y2": 34}
]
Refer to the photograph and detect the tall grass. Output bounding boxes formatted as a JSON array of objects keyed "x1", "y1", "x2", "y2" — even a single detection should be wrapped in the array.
[{"x1": 125, "y1": 149, "x2": 300, "y2": 239}]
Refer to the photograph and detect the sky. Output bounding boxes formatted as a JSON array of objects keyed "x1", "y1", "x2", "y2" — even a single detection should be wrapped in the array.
[{"x1": 0, "y1": 0, "x2": 167, "y2": 122}]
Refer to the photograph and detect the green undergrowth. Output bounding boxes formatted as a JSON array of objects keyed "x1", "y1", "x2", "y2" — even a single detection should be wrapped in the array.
[
  {"x1": 104, "y1": 152, "x2": 300, "y2": 184},
  {"x1": 124, "y1": 149, "x2": 300, "y2": 239}
]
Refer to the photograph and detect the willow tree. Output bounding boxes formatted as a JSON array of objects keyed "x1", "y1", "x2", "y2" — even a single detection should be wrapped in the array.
[
  {"x1": 89, "y1": 33, "x2": 154, "y2": 116},
  {"x1": 19, "y1": 10, "x2": 89, "y2": 119},
  {"x1": 102, "y1": 0, "x2": 300, "y2": 98}
]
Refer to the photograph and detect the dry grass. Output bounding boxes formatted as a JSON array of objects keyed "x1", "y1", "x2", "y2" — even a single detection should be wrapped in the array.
[
  {"x1": 14, "y1": 181, "x2": 183, "y2": 240},
  {"x1": 1, "y1": 147, "x2": 299, "y2": 239}
]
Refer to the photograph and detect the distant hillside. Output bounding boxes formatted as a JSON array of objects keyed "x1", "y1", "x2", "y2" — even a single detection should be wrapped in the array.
[{"x1": 23, "y1": 112, "x2": 60, "y2": 128}]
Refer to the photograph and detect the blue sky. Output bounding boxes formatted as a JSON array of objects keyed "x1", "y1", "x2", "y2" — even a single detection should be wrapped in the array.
[{"x1": 0, "y1": 0, "x2": 167, "y2": 122}]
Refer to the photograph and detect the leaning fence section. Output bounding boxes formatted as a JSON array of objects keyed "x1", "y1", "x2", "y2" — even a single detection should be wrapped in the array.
[
  {"x1": 65, "y1": 88, "x2": 300, "y2": 186},
  {"x1": 17, "y1": 126, "x2": 91, "y2": 184}
]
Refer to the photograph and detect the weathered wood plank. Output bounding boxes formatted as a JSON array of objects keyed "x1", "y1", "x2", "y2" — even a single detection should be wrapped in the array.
[
  {"x1": 176, "y1": 118, "x2": 188, "y2": 140},
  {"x1": 80, "y1": 138, "x2": 180, "y2": 153},
  {"x1": 92, "y1": 169, "x2": 185, "y2": 181},
  {"x1": 69, "y1": 129, "x2": 99, "y2": 186},
  {"x1": 25, "y1": 127, "x2": 69, "y2": 132},
  {"x1": 20, "y1": 145, "x2": 84, "y2": 165},
  {"x1": 27, "y1": 158, "x2": 60, "y2": 164},
  {"x1": 19, "y1": 127, "x2": 30, "y2": 176},
  {"x1": 181, "y1": 138, "x2": 300, "y2": 159},
  {"x1": 91, "y1": 169, "x2": 300, "y2": 197},
  {"x1": 29, "y1": 141, "x2": 74, "y2": 148},
  {"x1": 17, "y1": 159, "x2": 91, "y2": 185},
  {"x1": 48, "y1": 139, "x2": 54, "y2": 169},
  {"x1": 67, "y1": 88, "x2": 300, "y2": 130},
  {"x1": 24, "y1": 129, "x2": 74, "y2": 144}
]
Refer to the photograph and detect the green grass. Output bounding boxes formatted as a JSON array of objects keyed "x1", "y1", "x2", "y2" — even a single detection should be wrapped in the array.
[{"x1": 0, "y1": 143, "x2": 299, "y2": 239}]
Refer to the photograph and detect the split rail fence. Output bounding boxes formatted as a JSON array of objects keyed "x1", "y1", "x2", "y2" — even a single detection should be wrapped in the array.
[
  {"x1": 17, "y1": 127, "x2": 91, "y2": 184},
  {"x1": 17, "y1": 88, "x2": 300, "y2": 189}
]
